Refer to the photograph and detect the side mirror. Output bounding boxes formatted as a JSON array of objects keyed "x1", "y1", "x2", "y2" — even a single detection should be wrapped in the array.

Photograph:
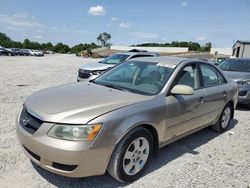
[{"x1": 171, "y1": 85, "x2": 194, "y2": 95}]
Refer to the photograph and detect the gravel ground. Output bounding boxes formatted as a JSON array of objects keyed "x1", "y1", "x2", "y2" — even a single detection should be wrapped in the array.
[{"x1": 0, "y1": 54, "x2": 249, "y2": 188}]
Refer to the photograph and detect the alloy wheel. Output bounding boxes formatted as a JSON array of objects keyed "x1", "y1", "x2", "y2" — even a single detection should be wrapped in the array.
[{"x1": 123, "y1": 137, "x2": 150, "y2": 176}]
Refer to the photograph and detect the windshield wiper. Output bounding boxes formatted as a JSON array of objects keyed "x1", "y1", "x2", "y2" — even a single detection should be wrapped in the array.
[{"x1": 100, "y1": 83, "x2": 127, "y2": 91}]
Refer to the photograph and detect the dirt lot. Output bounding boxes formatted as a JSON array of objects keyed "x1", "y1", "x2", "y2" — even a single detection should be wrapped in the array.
[{"x1": 0, "y1": 55, "x2": 249, "y2": 188}]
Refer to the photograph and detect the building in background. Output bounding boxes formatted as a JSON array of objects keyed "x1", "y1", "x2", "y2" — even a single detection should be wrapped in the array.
[
  {"x1": 232, "y1": 40, "x2": 250, "y2": 58},
  {"x1": 210, "y1": 48, "x2": 232, "y2": 56}
]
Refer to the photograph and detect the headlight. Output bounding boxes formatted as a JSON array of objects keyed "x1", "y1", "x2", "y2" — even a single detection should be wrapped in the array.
[
  {"x1": 237, "y1": 79, "x2": 250, "y2": 85},
  {"x1": 47, "y1": 124, "x2": 102, "y2": 141},
  {"x1": 92, "y1": 70, "x2": 103, "y2": 75}
]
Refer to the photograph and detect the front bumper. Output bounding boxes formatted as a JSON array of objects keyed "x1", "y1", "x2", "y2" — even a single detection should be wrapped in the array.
[
  {"x1": 237, "y1": 85, "x2": 250, "y2": 104},
  {"x1": 16, "y1": 119, "x2": 113, "y2": 177}
]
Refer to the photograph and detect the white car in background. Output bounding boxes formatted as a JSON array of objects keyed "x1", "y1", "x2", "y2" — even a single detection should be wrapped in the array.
[
  {"x1": 77, "y1": 50, "x2": 159, "y2": 82},
  {"x1": 28, "y1": 49, "x2": 44, "y2": 56}
]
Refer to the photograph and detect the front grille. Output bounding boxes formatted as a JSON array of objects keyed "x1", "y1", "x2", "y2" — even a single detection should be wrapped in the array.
[
  {"x1": 19, "y1": 108, "x2": 43, "y2": 134},
  {"x1": 78, "y1": 69, "x2": 92, "y2": 79},
  {"x1": 23, "y1": 145, "x2": 41, "y2": 161},
  {"x1": 239, "y1": 90, "x2": 248, "y2": 96},
  {"x1": 52, "y1": 162, "x2": 78, "y2": 171}
]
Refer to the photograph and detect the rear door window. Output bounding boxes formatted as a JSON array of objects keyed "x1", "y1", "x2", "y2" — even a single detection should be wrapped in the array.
[{"x1": 200, "y1": 64, "x2": 226, "y2": 87}]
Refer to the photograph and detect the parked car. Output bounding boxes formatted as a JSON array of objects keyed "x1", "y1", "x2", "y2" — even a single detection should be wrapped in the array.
[
  {"x1": 29, "y1": 49, "x2": 44, "y2": 56},
  {"x1": 44, "y1": 50, "x2": 54, "y2": 54},
  {"x1": 219, "y1": 58, "x2": 250, "y2": 105},
  {"x1": 16, "y1": 56, "x2": 238, "y2": 182},
  {"x1": 11, "y1": 48, "x2": 24, "y2": 56},
  {"x1": 0, "y1": 47, "x2": 14, "y2": 56},
  {"x1": 77, "y1": 51, "x2": 158, "y2": 82},
  {"x1": 21, "y1": 49, "x2": 31, "y2": 56}
]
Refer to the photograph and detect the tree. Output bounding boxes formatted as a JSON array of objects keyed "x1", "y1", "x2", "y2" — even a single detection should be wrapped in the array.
[
  {"x1": 188, "y1": 42, "x2": 201, "y2": 51},
  {"x1": 23, "y1": 39, "x2": 31, "y2": 49},
  {"x1": 97, "y1": 32, "x2": 111, "y2": 47},
  {"x1": 54, "y1": 42, "x2": 70, "y2": 53},
  {"x1": 202, "y1": 42, "x2": 212, "y2": 52},
  {"x1": 11, "y1": 41, "x2": 23, "y2": 48},
  {"x1": 41, "y1": 42, "x2": 54, "y2": 51},
  {"x1": 0, "y1": 32, "x2": 12, "y2": 47}
]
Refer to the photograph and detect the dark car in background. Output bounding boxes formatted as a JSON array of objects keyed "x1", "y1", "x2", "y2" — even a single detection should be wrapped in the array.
[
  {"x1": 0, "y1": 47, "x2": 14, "y2": 56},
  {"x1": 11, "y1": 48, "x2": 24, "y2": 56},
  {"x1": 219, "y1": 58, "x2": 250, "y2": 105}
]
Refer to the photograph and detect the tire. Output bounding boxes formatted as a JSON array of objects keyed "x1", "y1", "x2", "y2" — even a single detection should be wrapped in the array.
[
  {"x1": 211, "y1": 103, "x2": 233, "y2": 132},
  {"x1": 8, "y1": 52, "x2": 11, "y2": 56},
  {"x1": 108, "y1": 127, "x2": 154, "y2": 183}
]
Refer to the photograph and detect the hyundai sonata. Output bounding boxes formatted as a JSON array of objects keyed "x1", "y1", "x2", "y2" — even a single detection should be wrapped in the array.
[{"x1": 16, "y1": 56, "x2": 238, "y2": 182}]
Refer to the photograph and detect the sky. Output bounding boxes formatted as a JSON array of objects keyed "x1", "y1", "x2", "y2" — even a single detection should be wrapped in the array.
[{"x1": 0, "y1": 0, "x2": 250, "y2": 48}]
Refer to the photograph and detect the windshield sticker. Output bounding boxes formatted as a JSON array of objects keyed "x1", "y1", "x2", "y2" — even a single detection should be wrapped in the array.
[{"x1": 156, "y1": 63, "x2": 176, "y2": 68}]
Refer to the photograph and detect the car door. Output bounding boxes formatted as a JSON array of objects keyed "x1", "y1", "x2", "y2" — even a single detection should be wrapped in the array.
[
  {"x1": 198, "y1": 63, "x2": 228, "y2": 124},
  {"x1": 164, "y1": 63, "x2": 207, "y2": 141}
]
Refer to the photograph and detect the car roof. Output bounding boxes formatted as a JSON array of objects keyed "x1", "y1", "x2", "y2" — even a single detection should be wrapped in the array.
[{"x1": 127, "y1": 56, "x2": 189, "y2": 65}]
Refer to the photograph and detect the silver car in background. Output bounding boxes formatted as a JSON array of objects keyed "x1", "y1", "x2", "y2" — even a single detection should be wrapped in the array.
[
  {"x1": 219, "y1": 58, "x2": 250, "y2": 105},
  {"x1": 77, "y1": 51, "x2": 158, "y2": 82},
  {"x1": 16, "y1": 56, "x2": 238, "y2": 183}
]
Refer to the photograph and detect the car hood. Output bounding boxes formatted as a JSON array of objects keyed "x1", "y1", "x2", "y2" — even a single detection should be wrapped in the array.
[
  {"x1": 222, "y1": 70, "x2": 250, "y2": 81},
  {"x1": 24, "y1": 83, "x2": 152, "y2": 124},
  {"x1": 79, "y1": 62, "x2": 114, "y2": 71}
]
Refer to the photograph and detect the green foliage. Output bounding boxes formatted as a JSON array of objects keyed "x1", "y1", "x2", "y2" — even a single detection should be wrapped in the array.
[
  {"x1": 0, "y1": 32, "x2": 12, "y2": 47},
  {"x1": 70, "y1": 43, "x2": 99, "y2": 53},
  {"x1": 97, "y1": 32, "x2": 111, "y2": 47},
  {"x1": 0, "y1": 32, "x2": 99, "y2": 53},
  {"x1": 201, "y1": 42, "x2": 212, "y2": 52},
  {"x1": 54, "y1": 42, "x2": 70, "y2": 53},
  {"x1": 0, "y1": 32, "x2": 211, "y2": 53},
  {"x1": 134, "y1": 41, "x2": 211, "y2": 52}
]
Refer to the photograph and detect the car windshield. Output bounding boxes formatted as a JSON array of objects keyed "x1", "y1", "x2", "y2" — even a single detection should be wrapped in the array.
[
  {"x1": 100, "y1": 54, "x2": 130, "y2": 64},
  {"x1": 94, "y1": 61, "x2": 175, "y2": 95},
  {"x1": 219, "y1": 59, "x2": 250, "y2": 72}
]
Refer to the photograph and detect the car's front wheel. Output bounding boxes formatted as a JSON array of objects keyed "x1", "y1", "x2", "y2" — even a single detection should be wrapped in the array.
[{"x1": 108, "y1": 127, "x2": 154, "y2": 183}]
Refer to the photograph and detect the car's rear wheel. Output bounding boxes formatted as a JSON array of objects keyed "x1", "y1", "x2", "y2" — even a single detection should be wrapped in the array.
[
  {"x1": 108, "y1": 127, "x2": 154, "y2": 183},
  {"x1": 212, "y1": 103, "x2": 233, "y2": 132}
]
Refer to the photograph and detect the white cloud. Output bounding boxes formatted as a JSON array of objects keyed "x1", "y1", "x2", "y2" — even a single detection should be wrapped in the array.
[
  {"x1": 181, "y1": 1, "x2": 188, "y2": 7},
  {"x1": 34, "y1": 35, "x2": 42, "y2": 39},
  {"x1": 111, "y1": 17, "x2": 118, "y2": 21},
  {"x1": 0, "y1": 13, "x2": 42, "y2": 28},
  {"x1": 13, "y1": 13, "x2": 29, "y2": 18},
  {"x1": 88, "y1": 5, "x2": 106, "y2": 16},
  {"x1": 37, "y1": 30, "x2": 44, "y2": 33},
  {"x1": 119, "y1": 22, "x2": 131, "y2": 28},
  {"x1": 128, "y1": 31, "x2": 158, "y2": 39},
  {"x1": 196, "y1": 36, "x2": 207, "y2": 41}
]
